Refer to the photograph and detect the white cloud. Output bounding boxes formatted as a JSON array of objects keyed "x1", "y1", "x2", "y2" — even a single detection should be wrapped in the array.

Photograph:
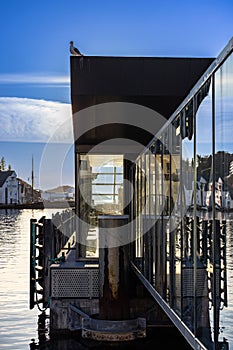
[
  {"x1": 0, "y1": 97, "x2": 73, "y2": 143},
  {"x1": 0, "y1": 73, "x2": 69, "y2": 84}
]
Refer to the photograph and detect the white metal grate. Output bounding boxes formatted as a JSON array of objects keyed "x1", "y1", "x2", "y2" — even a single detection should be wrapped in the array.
[{"x1": 51, "y1": 268, "x2": 99, "y2": 298}]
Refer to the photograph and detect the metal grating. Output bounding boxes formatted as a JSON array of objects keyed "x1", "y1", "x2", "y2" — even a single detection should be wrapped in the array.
[
  {"x1": 51, "y1": 268, "x2": 99, "y2": 298},
  {"x1": 182, "y1": 268, "x2": 208, "y2": 297}
]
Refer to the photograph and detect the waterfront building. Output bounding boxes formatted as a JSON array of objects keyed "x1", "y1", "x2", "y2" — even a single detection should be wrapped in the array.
[
  {"x1": 18, "y1": 178, "x2": 41, "y2": 204},
  {"x1": 0, "y1": 171, "x2": 41, "y2": 205},
  {"x1": 30, "y1": 37, "x2": 233, "y2": 350},
  {"x1": 41, "y1": 186, "x2": 74, "y2": 202},
  {"x1": 229, "y1": 160, "x2": 233, "y2": 175},
  {"x1": 0, "y1": 170, "x2": 19, "y2": 204},
  {"x1": 130, "y1": 38, "x2": 233, "y2": 348}
]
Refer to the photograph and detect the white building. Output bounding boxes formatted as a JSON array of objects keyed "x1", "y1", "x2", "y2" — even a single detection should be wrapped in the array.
[
  {"x1": 196, "y1": 176, "x2": 207, "y2": 208},
  {"x1": 0, "y1": 170, "x2": 19, "y2": 204},
  {"x1": 183, "y1": 176, "x2": 232, "y2": 210},
  {"x1": 205, "y1": 177, "x2": 231, "y2": 210},
  {"x1": 41, "y1": 187, "x2": 74, "y2": 202},
  {"x1": 229, "y1": 160, "x2": 233, "y2": 175}
]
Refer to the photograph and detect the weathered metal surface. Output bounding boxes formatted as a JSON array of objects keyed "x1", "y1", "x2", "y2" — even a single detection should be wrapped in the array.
[
  {"x1": 98, "y1": 215, "x2": 130, "y2": 320},
  {"x1": 131, "y1": 261, "x2": 209, "y2": 350},
  {"x1": 69, "y1": 304, "x2": 146, "y2": 341},
  {"x1": 50, "y1": 299, "x2": 99, "y2": 333},
  {"x1": 81, "y1": 317, "x2": 146, "y2": 341}
]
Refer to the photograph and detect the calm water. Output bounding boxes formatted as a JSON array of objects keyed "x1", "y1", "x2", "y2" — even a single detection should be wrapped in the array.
[
  {"x1": 0, "y1": 209, "x2": 55, "y2": 350},
  {"x1": 0, "y1": 209, "x2": 232, "y2": 349}
]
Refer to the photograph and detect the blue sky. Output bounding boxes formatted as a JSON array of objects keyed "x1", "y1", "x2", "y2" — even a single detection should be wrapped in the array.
[{"x1": 0, "y1": 0, "x2": 233, "y2": 190}]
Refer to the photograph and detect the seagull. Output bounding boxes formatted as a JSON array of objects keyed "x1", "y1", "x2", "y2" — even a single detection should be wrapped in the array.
[{"x1": 70, "y1": 41, "x2": 83, "y2": 56}]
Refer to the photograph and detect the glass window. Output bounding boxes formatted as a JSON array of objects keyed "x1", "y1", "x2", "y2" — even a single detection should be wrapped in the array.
[
  {"x1": 180, "y1": 99, "x2": 195, "y2": 330},
  {"x1": 214, "y1": 53, "x2": 233, "y2": 344},
  {"x1": 196, "y1": 80, "x2": 212, "y2": 211},
  {"x1": 215, "y1": 54, "x2": 233, "y2": 210},
  {"x1": 77, "y1": 154, "x2": 123, "y2": 257}
]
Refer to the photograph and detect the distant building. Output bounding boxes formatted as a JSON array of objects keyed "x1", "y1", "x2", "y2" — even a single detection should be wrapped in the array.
[
  {"x1": 229, "y1": 161, "x2": 233, "y2": 175},
  {"x1": 182, "y1": 175, "x2": 232, "y2": 210},
  {"x1": 196, "y1": 176, "x2": 207, "y2": 208},
  {"x1": 0, "y1": 170, "x2": 42, "y2": 205},
  {"x1": 0, "y1": 170, "x2": 19, "y2": 204},
  {"x1": 205, "y1": 177, "x2": 231, "y2": 210},
  {"x1": 17, "y1": 178, "x2": 41, "y2": 204},
  {"x1": 41, "y1": 186, "x2": 74, "y2": 202}
]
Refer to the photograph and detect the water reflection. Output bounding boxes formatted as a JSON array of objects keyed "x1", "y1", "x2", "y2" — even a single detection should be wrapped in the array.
[
  {"x1": 0, "y1": 209, "x2": 56, "y2": 350},
  {"x1": 0, "y1": 209, "x2": 233, "y2": 349}
]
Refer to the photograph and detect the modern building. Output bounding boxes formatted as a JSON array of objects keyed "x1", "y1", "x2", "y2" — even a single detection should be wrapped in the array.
[
  {"x1": 30, "y1": 38, "x2": 233, "y2": 350},
  {"x1": 130, "y1": 38, "x2": 233, "y2": 349},
  {"x1": 70, "y1": 37, "x2": 232, "y2": 348}
]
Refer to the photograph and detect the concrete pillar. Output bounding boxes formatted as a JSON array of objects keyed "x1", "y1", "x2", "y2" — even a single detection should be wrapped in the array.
[{"x1": 98, "y1": 215, "x2": 130, "y2": 320}]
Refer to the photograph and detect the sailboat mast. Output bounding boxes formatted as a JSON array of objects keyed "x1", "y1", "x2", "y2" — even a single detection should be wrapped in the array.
[{"x1": 31, "y1": 155, "x2": 34, "y2": 203}]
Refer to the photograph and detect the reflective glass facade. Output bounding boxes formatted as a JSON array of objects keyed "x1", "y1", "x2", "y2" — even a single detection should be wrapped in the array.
[
  {"x1": 130, "y1": 44, "x2": 233, "y2": 348},
  {"x1": 72, "y1": 39, "x2": 233, "y2": 349}
]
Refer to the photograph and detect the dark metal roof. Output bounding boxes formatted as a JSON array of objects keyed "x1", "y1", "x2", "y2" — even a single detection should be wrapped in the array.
[
  {"x1": 0, "y1": 171, "x2": 15, "y2": 187},
  {"x1": 70, "y1": 55, "x2": 214, "y2": 148}
]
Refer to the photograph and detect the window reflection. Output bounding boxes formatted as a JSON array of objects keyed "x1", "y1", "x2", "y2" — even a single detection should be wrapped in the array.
[
  {"x1": 196, "y1": 80, "x2": 212, "y2": 211},
  {"x1": 215, "y1": 54, "x2": 233, "y2": 211},
  {"x1": 77, "y1": 154, "x2": 123, "y2": 257}
]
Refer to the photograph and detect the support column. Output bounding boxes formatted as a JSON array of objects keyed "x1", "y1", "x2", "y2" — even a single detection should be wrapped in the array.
[{"x1": 98, "y1": 215, "x2": 130, "y2": 320}]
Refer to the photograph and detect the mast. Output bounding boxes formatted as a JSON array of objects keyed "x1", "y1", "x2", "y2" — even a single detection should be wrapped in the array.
[{"x1": 31, "y1": 155, "x2": 34, "y2": 203}]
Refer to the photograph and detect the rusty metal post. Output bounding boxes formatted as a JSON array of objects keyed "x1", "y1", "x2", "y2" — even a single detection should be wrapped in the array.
[{"x1": 98, "y1": 215, "x2": 130, "y2": 320}]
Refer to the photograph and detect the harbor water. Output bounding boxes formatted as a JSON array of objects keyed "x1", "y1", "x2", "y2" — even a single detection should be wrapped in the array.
[{"x1": 0, "y1": 209, "x2": 232, "y2": 349}]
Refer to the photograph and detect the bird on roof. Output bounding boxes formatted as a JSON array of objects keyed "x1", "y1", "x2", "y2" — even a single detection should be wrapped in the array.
[{"x1": 70, "y1": 41, "x2": 83, "y2": 56}]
